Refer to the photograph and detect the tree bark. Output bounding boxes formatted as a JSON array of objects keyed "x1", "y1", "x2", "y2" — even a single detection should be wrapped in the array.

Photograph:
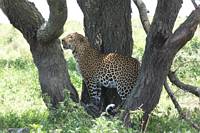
[
  {"x1": 77, "y1": 0, "x2": 133, "y2": 113},
  {"x1": 77, "y1": 0, "x2": 133, "y2": 56},
  {"x1": 1, "y1": 0, "x2": 79, "y2": 107},
  {"x1": 125, "y1": 0, "x2": 200, "y2": 114}
]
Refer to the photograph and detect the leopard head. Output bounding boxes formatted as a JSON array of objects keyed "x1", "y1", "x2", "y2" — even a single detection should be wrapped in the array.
[{"x1": 62, "y1": 32, "x2": 88, "y2": 53}]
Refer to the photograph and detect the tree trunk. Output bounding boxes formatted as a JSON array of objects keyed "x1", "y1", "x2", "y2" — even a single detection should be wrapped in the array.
[
  {"x1": 1, "y1": 0, "x2": 79, "y2": 107},
  {"x1": 30, "y1": 40, "x2": 79, "y2": 106},
  {"x1": 125, "y1": 0, "x2": 200, "y2": 114},
  {"x1": 125, "y1": 0, "x2": 183, "y2": 112},
  {"x1": 77, "y1": 0, "x2": 133, "y2": 113},
  {"x1": 125, "y1": 0, "x2": 200, "y2": 130}
]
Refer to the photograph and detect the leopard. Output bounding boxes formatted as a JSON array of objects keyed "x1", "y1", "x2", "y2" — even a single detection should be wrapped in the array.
[{"x1": 62, "y1": 32, "x2": 140, "y2": 110}]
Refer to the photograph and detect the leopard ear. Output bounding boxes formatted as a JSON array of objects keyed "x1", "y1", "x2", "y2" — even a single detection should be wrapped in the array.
[
  {"x1": 79, "y1": 36, "x2": 84, "y2": 42},
  {"x1": 80, "y1": 36, "x2": 88, "y2": 43}
]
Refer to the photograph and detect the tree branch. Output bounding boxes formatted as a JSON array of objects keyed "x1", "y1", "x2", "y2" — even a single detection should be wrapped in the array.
[
  {"x1": 37, "y1": 0, "x2": 67, "y2": 43},
  {"x1": 164, "y1": 80, "x2": 182, "y2": 113},
  {"x1": 191, "y1": 0, "x2": 198, "y2": 9},
  {"x1": 132, "y1": 0, "x2": 150, "y2": 34},
  {"x1": 164, "y1": 80, "x2": 200, "y2": 131},
  {"x1": 167, "y1": 7, "x2": 200, "y2": 51},
  {"x1": 168, "y1": 71, "x2": 200, "y2": 97},
  {"x1": 1, "y1": 0, "x2": 44, "y2": 42},
  {"x1": 140, "y1": 0, "x2": 183, "y2": 52}
]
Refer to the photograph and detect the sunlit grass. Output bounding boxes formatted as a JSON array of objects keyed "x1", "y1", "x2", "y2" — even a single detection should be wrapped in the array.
[{"x1": 0, "y1": 58, "x2": 45, "y2": 114}]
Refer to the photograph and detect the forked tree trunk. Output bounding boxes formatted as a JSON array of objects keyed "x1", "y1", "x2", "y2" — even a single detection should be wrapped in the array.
[
  {"x1": 1, "y1": 0, "x2": 79, "y2": 107},
  {"x1": 77, "y1": 0, "x2": 133, "y2": 112},
  {"x1": 125, "y1": 0, "x2": 200, "y2": 115}
]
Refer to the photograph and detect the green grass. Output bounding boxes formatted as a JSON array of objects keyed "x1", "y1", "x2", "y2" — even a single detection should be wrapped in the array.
[
  {"x1": 0, "y1": 20, "x2": 200, "y2": 132},
  {"x1": 0, "y1": 58, "x2": 44, "y2": 113}
]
